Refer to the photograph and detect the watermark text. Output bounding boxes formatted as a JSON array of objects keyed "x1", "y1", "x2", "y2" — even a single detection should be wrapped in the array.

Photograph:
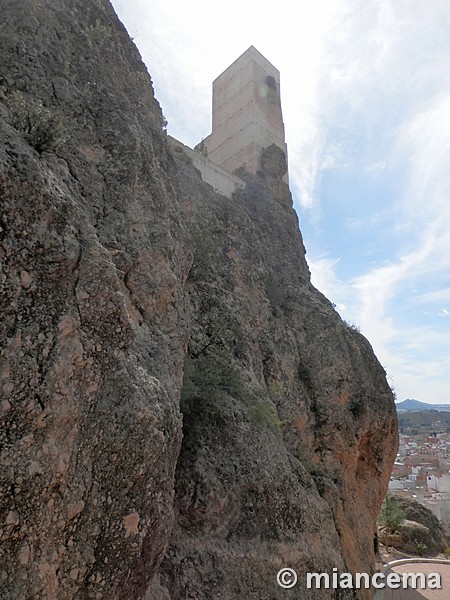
[{"x1": 276, "y1": 567, "x2": 442, "y2": 590}]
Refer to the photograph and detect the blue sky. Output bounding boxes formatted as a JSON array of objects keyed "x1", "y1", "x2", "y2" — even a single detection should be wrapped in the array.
[{"x1": 111, "y1": 0, "x2": 450, "y2": 404}]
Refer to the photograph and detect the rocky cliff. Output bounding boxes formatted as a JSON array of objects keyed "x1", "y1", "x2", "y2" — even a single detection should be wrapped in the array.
[{"x1": 0, "y1": 1, "x2": 398, "y2": 599}]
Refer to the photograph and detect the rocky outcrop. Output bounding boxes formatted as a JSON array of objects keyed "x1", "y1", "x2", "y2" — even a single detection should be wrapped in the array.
[
  {"x1": 0, "y1": 1, "x2": 398, "y2": 599},
  {"x1": 157, "y1": 150, "x2": 398, "y2": 600},
  {"x1": 379, "y1": 498, "x2": 450, "y2": 557}
]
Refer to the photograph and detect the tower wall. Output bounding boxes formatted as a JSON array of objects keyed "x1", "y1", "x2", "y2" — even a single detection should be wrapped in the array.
[{"x1": 203, "y1": 46, "x2": 288, "y2": 179}]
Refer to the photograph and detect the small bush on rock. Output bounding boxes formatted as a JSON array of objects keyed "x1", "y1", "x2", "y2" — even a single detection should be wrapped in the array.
[
  {"x1": 8, "y1": 91, "x2": 65, "y2": 153},
  {"x1": 378, "y1": 494, "x2": 405, "y2": 532}
]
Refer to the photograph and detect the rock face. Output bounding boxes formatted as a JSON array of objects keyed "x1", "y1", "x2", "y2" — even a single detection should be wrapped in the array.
[
  {"x1": 1, "y1": 1, "x2": 189, "y2": 598},
  {"x1": 0, "y1": 1, "x2": 398, "y2": 599}
]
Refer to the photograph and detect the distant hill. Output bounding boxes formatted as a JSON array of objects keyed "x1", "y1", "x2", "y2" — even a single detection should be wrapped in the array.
[{"x1": 396, "y1": 398, "x2": 450, "y2": 412}]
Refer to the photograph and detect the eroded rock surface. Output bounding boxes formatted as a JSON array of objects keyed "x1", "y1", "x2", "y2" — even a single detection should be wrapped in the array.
[
  {"x1": 1, "y1": 1, "x2": 398, "y2": 599},
  {"x1": 1, "y1": 1, "x2": 189, "y2": 598}
]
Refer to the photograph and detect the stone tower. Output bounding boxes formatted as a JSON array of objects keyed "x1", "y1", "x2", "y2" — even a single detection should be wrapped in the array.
[{"x1": 203, "y1": 46, "x2": 288, "y2": 179}]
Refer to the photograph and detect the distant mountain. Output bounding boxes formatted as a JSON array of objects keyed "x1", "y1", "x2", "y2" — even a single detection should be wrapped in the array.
[{"x1": 396, "y1": 398, "x2": 450, "y2": 411}]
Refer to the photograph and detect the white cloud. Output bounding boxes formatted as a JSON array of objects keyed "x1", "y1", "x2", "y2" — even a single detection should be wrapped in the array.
[
  {"x1": 308, "y1": 256, "x2": 346, "y2": 302},
  {"x1": 395, "y1": 95, "x2": 450, "y2": 226},
  {"x1": 305, "y1": 6, "x2": 450, "y2": 403},
  {"x1": 415, "y1": 289, "x2": 450, "y2": 305}
]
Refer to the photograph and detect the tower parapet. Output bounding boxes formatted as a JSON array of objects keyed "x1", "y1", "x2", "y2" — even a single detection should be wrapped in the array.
[{"x1": 203, "y1": 46, "x2": 288, "y2": 181}]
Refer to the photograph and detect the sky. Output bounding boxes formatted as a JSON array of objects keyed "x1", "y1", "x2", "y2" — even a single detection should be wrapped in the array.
[{"x1": 111, "y1": 0, "x2": 450, "y2": 404}]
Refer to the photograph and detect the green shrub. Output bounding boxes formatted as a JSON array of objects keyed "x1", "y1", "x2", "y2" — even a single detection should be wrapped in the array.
[
  {"x1": 182, "y1": 337, "x2": 282, "y2": 431},
  {"x1": 181, "y1": 298, "x2": 282, "y2": 432},
  {"x1": 9, "y1": 91, "x2": 64, "y2": 153},
  {"x1": 268, "y1": 381, "x2": 284, "y2": 398},
  {"x1": 247, "y1": 397, "x2": 283, "y2": 431},
  {"x1": 87, "y1": 19, "x2": 112, "y2": 47},
  {"x1": 378, "y1": 494, "x2": 405, "y2": 532},
  {"x1": 344, "y1": 320, "x2": 361, "y2": 333},
  {"x1": 181, "y1": 348, "x2": 244, "y2": 404},
  {"x1": 414, "y1": 540, "x2": 428, "y2": 555}
]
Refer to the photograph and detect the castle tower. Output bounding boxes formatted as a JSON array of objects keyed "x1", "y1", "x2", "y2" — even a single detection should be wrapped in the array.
[{"x1": 203, "y1": 46, "x2": 288, "y2": 179}]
